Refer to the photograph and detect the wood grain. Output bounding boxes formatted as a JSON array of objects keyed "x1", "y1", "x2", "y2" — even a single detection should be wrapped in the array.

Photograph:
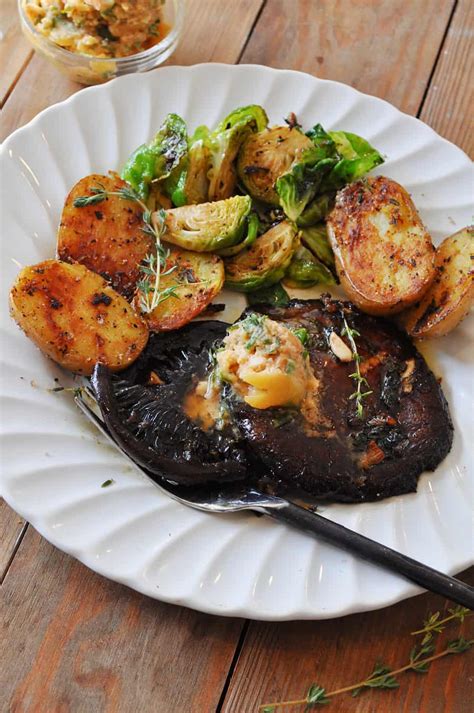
[
  {"x1": 0, "y1": 0, "x2": 33, "y2": 106},
  {"x1": 222, "y1": 568, "x2": 474, "y2": 713},
  {"x1": 0, "y1": 0, "x2": 266, "y2": 142},
  {"x1": 420, "y1": 0, "x2": 474, "y2": 157},
  {"x1": 0, "y1": 500, "x2": 26, "y2": 582},
  {"x1": 1, "y1": 526, "x2": 245, "y2": 713},
  {"x1": 241, "y1": 0, "x2": 456, "y2": 115}
]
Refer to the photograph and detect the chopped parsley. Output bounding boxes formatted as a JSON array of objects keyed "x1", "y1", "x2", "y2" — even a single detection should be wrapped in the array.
[
  {"x1": 292, "y1": 327, "x2": 309, "y2": 345},
  {"x1": 285, "y1": 359, "x2": 296, "y2": 374}
]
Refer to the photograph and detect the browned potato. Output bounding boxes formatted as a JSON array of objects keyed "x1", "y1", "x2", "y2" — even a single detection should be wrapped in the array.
[
  {"x1": 10, "y1": 260, "x2": 148, "y2": 375},
  {"x1": 137, "y1": 246, "x2": 224, "y2": 331},
  {"x1": 399, "y1": 226, "x2": 473, "y2": 338},
  {"x1": 57, "y1": 173, "x2": 153, "y2": 299},
  {"x1": 327, "y1": 176, "x2": 436, "y2": 315}
]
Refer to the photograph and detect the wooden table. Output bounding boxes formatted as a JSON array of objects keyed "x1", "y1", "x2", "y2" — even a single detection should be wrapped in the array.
[{"x1": 1, "y1": 1, "x2": 473, "y2": 711}]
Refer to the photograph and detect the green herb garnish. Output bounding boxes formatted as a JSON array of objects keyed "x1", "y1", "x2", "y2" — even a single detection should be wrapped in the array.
[
  {"x1": 340, "y1": 313, "x2": 372, "y2": 418},
  {"x1": 292, "y1": 327, "x2": 309, "y2": 345},
  {"x1": 101, "y1": 479, "x2": 115, "y2": 488},
  {"x1": 258, "y1": 605, "x2": 472, "y2": 711}
]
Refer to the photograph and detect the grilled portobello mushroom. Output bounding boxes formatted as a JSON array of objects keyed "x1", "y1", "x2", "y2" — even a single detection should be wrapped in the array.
[
  {"x1": 92, "y1": 298, "x2": 453, "y2": 502},
  {"x1": 227, "y1": 298, "x2": 453, "y2": 501},
  {"x1": 92, "y1": 321, "x2": 249, "y2": 485}
]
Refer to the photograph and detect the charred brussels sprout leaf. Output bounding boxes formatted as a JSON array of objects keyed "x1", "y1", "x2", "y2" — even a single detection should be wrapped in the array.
[
  {"x1": 300, "y1": 224, "x2": 335, "y2": 269},
  {"x1": 207, "y1": 105, "x2": 268, "y2": 201},
  {"x1": 225, "y1": 220, "x2": 298, "y2": 292},
  {"x1": 247, "y1": 282, "x2": 290, "y2": 307},
  {"x1": 283, "y1": 245, "x2": 336, "y2": 288},
  {"x1": 322, "y1": 130, "x2": 384, "y2": 190},
  {"x1": 276, "y1": 122, "x2": 383, "y2": 223},
  {"x1": 237, "y1": 126, "x2": 313, "y2": 205},
  {"x1": 169, "y1": 125, "x2": 212, "y2": 206},
  {"x1": 275, "y1": 149, "x2": 337, "y2": 222},
  {"x1": 159, "y1": 195, "x2": 252, "y2": 252},
  {"x1": 121, "y1": 113, "x2": 188, "y2": 200}
]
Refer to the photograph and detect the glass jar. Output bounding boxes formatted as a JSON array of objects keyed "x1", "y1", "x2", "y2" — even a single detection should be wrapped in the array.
[{"x1": 18, "y1": 0, "x2": 185, "y2": 85}]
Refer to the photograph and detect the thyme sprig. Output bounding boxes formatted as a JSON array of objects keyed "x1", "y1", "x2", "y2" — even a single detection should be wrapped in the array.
[
  {"x1": 73, "y1": 185, "x2": 177, "y2": 313},
  {"x1": 340, "y1": 313, "x2": 372, "y2": 418},
  {"x1": 259, "y1": 606, "x2": 473, "y2": 712},
  {"x1": 411, "y1": 606, "x2": 471, "y2": 639}
]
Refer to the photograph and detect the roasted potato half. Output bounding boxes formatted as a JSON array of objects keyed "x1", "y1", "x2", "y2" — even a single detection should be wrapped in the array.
[
  {"x1": 327, "y1": 176, "x2": 436, "y2": 315},
  {"x1": 10, "y1": 260, "x2": 148, "y2": 375},
  {"x1": 399, "y1": 226, "x2": 473, "y2": 338},
  {"x1": 57, "y1": 173, "x2": 153, "y2": 300},
  {"x1": 139, "y1": 246, "x2": 224, "y2": 331}
]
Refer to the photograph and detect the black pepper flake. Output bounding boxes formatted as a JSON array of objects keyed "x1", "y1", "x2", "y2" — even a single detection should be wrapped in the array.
[
  {"x1": 91, "y1": 292, "x2": 112, "y2": 306},
  {"x1": 95, "y1": 210, "x2": 104, "y2": 220},
  {"x1": 50, "y1": 297, "x2": 62, "y2": 309}
]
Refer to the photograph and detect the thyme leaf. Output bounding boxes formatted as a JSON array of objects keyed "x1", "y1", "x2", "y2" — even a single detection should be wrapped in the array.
[{"x1": 340, "y1": 313, "x2": 372, "y2": 418}]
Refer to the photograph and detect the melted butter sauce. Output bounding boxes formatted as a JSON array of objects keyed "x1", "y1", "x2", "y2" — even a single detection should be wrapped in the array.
[{"x1": 183, "y1": 380, "x2": 221, "y2": 432}]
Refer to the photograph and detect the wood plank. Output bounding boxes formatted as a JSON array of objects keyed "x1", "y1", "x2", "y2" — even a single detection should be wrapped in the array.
[
  {"x1": 0, "y1": 500, "x2": 26, "y2": 582},
  {"x1": 223, "y1": 568, "x2": 474, "y2": 713},
  {"x1": 170, "y1": 0, "x2": 266, "y2": 66},
  {"x1": 1, "y1": 526, "x2": 244, "y2": 713},
  {"x1": 0, "y1": 0, "x2": 33, "y2": 106},
  {"x1": 420, "y1": 0, "x2": 473, "y2": 157},
  {"x1": 0, "y1": 0, "x2": 265, "y2": 142},
  {"x1": 240, "y1": 0, "x2": 455, "y2": 116}
]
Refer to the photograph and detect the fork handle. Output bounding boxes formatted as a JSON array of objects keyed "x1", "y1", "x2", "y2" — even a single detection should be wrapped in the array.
[{"x1": 262, "y1": 501, "x2": 474, "y2": 609}]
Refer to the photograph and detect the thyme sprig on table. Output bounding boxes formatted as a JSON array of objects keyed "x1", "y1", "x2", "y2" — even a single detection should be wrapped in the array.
[
  {"x1": 259, "y1": 606, "x2": 472, "y2": 712},
  {"x1": 340, "y1": 313, "x2": 372, "y2": 418},
  {"x1": 73, "y1": 185, "x2": 177, "y2": 314}
]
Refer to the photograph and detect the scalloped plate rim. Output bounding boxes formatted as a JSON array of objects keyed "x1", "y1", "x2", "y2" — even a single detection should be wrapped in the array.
[{"x1": 0, "y1": 63, "x2": 472, "y2": 620}]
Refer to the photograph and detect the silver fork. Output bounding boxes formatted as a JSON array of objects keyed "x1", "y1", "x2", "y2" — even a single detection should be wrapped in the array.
[{"x1": 75, "y1": 390, "x2": 474, "y2": 609}]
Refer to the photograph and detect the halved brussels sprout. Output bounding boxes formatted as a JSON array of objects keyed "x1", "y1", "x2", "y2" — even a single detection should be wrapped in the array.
[
  {"x1": 237, "y1": 126, "x2": 313, "y2": 205},
  {"x1": 225, "y1": 220, "x2": 298, "y2": 292},
  {"x1": 158, "y1": 195, "x2": 252, "y2": 252},
  {"x1": 121, "y1": 113, "x2": 188, "y2": 201},
  {"x1": 216, "y1": 212, "x2": 259, "y2": 257},
  {"x1": 300, "y1": 224, "x2": 335, "y2": 269},
  {"x1": 207, "y1": 105, "x2": 268, "y2": 201},
  {"x1": 283, "y1": 245, "x2": 336, "y2": 288},
  {"x1": 184, "y1": 126, "x2": 211, "y2": 204},
  {"x1": 138, "y1": 245, "x2": 224, "y2": 331}
]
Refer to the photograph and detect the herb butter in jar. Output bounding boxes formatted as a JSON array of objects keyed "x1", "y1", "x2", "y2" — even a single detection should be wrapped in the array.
[{"x1": 19, "y1": 0, "x2": 185, "y2": 84}]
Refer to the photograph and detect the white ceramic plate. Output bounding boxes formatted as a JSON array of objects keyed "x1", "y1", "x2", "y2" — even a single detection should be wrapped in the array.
[{"x1": 1, "y1": 64, "x2": 472, "y2": 620}]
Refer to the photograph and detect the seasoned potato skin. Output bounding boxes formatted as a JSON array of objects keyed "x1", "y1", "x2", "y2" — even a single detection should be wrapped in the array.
[
  {"x1": 399, "y1": 226, "x2": 474, "y2": 338},
  {"x1": 57, "y1": 173, "x2": 153, "y2": 300},
  {"x1": 138, "y1": 245, "x2": 224, "y2": 331},
  {"x1": 10, "y1": 260, "x2": 148, "y2": 375},
  {"x1": 327, "y1": 176, "x2": 436, "y2": 315},
  {"x1": 237, "y1": 126, "x2": 313, "y2": 205}
]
